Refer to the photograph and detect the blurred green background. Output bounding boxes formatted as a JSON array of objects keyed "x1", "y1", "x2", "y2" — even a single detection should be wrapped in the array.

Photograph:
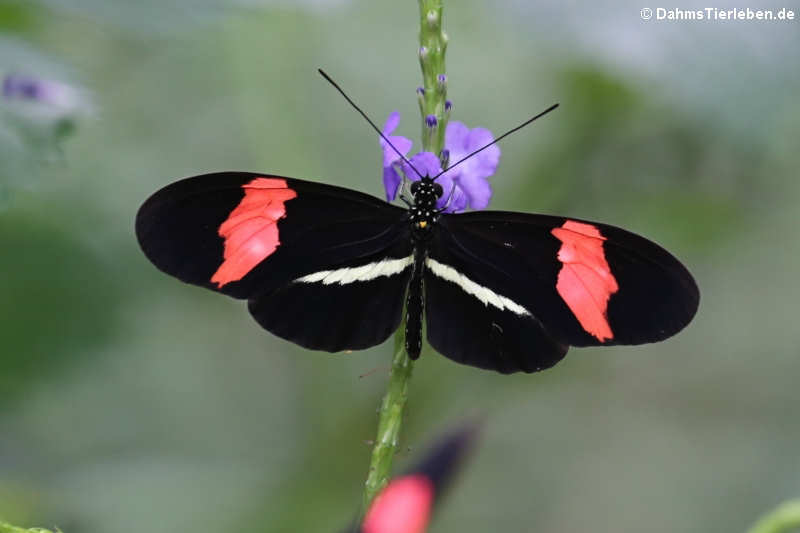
[{"x1": 1, "y1": 1, "x2": 798, "y2": 532}]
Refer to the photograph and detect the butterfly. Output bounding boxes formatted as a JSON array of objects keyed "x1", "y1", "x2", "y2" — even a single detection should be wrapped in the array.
[
  {"x1": 135, "y1": 72, "x2": 699, "y2": 374},
  {"x1": 135, "y1": 165, "x2": 699, "y2": 374},
  {"x1": 346, "y1": 420, "x2": 479, "y2": 533}
]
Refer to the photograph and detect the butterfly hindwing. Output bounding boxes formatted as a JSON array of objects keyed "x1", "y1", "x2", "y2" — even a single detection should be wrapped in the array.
[
  {"x1": 424, "y1": 231, "x2": 568, "y2": 374},
  {"x1": 433, "y1": 211, "x2": 699, "y2": 356},
  {"x1": 247, "y1": 245, "x2": 413, "y2": 352}
]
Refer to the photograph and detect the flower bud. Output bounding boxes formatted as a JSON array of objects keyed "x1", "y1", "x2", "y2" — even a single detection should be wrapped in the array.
[{"x1": 426, "y1": 10, "x2": 439, "y2": 28}]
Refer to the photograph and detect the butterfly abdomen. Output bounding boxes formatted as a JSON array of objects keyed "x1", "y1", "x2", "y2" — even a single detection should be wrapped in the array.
[{"x1": 405, "y1": 248, "x2": 426, "y2": 359}]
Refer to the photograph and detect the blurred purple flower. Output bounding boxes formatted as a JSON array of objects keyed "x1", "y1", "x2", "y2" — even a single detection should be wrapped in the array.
[
  {"x1": 380, "y1": 112, "x2": 500, "y2": 213},
  {"x1": 380, "y1": 111, "x2": 413, "y2": 202},
  {"x1": 2, "y1": 74, "x2": 92, "y2": 134},
  {"x1": 3, "y1": 74, "x2": 79, "y2": 109}
]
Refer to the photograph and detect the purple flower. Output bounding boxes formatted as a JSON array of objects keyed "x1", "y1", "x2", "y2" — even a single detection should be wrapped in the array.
[
  {"x1": 401, "y1": 151, "x2": 441, "y2": 182},
  {"x1": 438, "y1": 121, "x2": 500, "y2": 210},
  {"x1": 380, "y1": 111, "x2": 413, "y2": 202},
  {"x1": 380, "y1": 112, "x2": 500, "y2": 213}
]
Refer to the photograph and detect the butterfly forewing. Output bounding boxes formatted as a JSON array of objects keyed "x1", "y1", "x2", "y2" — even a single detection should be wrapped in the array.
[{"x1": 136, "y1": 172, "x2": 410, "y2": 295}]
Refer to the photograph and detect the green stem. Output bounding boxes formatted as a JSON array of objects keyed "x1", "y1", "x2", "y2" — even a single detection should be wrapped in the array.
[
  {"x1": 362, "y1": 327, "x2": 414, "y2": 510},
  {"x1": 418, "y1": 0, "x2": 449, "y2": 155},
  {"x1": 0, "y1": 521, "x2": 60, "y2": 533},
  {"x1": 360, "y1": 0, "x2": 449, "y2": 515},
  {"x1": 746, "y1": 500, "x2": 800, "y2": 533}
]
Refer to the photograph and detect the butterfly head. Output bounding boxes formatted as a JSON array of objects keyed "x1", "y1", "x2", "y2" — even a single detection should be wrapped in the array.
[
  {"x1": 409, "y1": 176, "x2": 443, "y2": 234},
  {"x1": 410, "y1": 176, "x2": 443, "y2": 204}
]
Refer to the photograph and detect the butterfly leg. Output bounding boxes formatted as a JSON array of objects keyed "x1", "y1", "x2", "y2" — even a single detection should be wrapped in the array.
[{"x1": 436, "y1": 183, "x2": 457, "y2": 213}]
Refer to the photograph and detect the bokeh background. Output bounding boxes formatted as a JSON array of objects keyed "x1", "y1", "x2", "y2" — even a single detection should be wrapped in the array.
[{"x1": 1, "y1": 1, "x2": 799, "y2": 532}]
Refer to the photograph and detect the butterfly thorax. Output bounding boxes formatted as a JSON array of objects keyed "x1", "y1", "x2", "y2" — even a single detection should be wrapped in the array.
[{"x1": 409, "y1": 176, "x2": 444, "y2": 242}]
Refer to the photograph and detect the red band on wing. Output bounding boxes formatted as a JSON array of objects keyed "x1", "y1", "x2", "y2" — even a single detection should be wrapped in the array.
[
  {"x1": 210, "y1": 177, "x2": 297, "y2": 288},
  {"x1": 551, "y1": 220, "x2": 619, "y2": 342},
  {"x1": 362, "y1": 475, "x2": 434, "y2": 533}
]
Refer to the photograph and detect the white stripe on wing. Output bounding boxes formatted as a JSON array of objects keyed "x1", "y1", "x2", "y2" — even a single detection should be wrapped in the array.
[
  {"x1": 425, "y1": 258, "x2": 531, "y2": 316},
  {"x1": 294, "y1": 256, "x2": 414, "y2": 285}
]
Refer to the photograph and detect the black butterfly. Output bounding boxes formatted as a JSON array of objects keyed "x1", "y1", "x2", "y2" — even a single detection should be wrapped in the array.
[
  {"x1": 136, "y1": 166, "x2": 698, "y2": 374},
  {"x1": 135, "y1": 73, "x2": 699, "y2": 374}
]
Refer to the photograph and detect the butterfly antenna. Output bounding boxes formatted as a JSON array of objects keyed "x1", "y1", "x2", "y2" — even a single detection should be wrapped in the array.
[
  {"x1": 318, "y1": 69, "x2": 424, "y2": 179},
  {"x1": 432, "y1": 103, "x2": 559, "y2": 180}
]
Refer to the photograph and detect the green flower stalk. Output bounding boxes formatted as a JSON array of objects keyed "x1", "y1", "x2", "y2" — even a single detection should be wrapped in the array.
[
  {"x1": 418, "y1": 0, "x2": 449, "y2": 155},
  {"x1": 361, "y1": 318, "x2": 414, "y2": 509},
  {"x1": 361, "y1": 0, "x2": 451, "y2": 512}
]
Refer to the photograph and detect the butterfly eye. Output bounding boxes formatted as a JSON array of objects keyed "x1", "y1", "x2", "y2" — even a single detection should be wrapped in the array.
[
  {"x1": 433, "y1": 183, "x2": 444, "y2": 198},
  {"x1": 410, "y1": 181, "x2": 421, "y2": 194}
]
